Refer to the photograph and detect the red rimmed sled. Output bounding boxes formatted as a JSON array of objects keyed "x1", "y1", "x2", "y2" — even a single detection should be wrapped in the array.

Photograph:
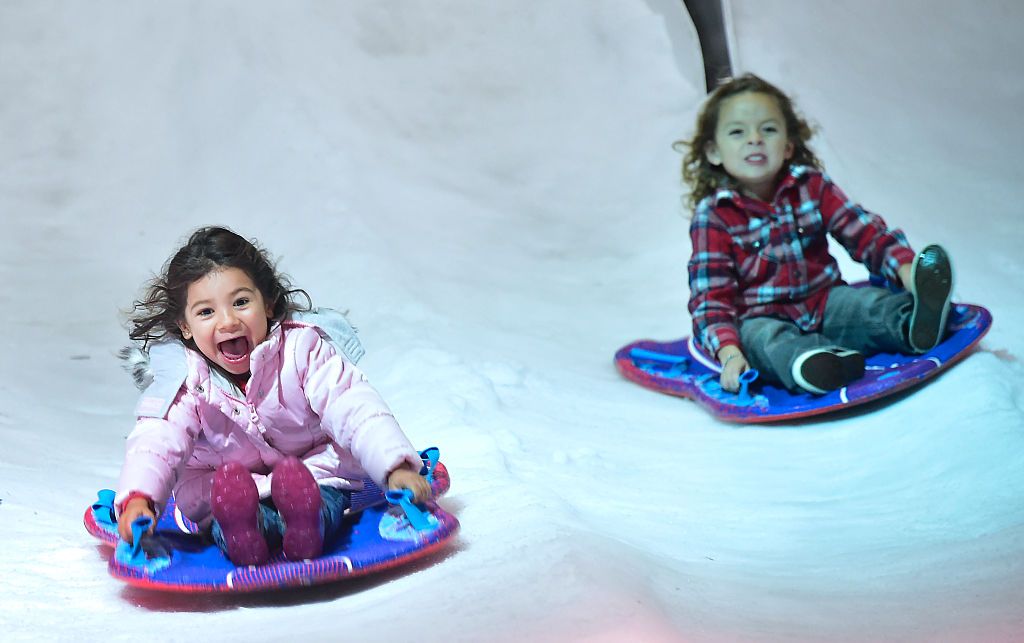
[
  {"x1": 615, "y1": 300, "x2": 992, "y2": 423},
  {"x1": 85, "y1": 449, "x2": 459, "y2": 593}
]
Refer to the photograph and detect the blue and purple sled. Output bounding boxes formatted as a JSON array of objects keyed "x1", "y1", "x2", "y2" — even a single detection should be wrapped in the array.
[
  {"x1": 85, "y1": 448, "x2": 459, "y2": 593},
  {"x1": 616, "y1": 298, "x2": 991, "y2": 423}
]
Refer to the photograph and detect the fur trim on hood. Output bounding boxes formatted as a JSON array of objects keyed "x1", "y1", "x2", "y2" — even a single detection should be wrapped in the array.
[{"x1": 118, "y1": 346, "x2": 153, "y2": 391}]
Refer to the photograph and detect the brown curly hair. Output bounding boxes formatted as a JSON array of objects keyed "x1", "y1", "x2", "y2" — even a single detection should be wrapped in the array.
[
  {"x1": 674, "y1": 73, "x2": 822, "y2": 209},
  {"x1": 126, "y1": 226, "x2": 312, "y2": 349}
]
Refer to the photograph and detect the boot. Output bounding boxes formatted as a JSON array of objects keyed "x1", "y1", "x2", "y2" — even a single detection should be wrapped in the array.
[
  {"x1": 271, "y1": 457, "x2": 323, "y2": 561},
  {"x1": 211, "y1": 462, "x2": 270, "y2": 566}
]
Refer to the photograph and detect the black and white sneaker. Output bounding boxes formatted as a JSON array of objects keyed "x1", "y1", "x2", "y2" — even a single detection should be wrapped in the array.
[
  {"x1": 908, "y1": 244, "x2": 953, "y2": 353},
  {"x1": 791, "y1": 347, "x2": 865, "y2": 395}
]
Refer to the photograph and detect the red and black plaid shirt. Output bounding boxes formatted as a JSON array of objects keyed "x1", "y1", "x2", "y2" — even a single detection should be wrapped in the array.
[{"x1": 688, "y1": 166, "x2": 916, "y2": 355}]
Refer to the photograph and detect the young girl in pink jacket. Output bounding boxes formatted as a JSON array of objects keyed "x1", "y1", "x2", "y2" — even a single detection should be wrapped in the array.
[{"x1": 116, "y1": 226, "x2": 430, "y2": 566}]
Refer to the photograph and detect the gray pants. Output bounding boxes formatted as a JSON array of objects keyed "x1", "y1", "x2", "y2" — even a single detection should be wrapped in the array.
[{"x1": 739, "y1": 285, "x2": 915, "y2": 392}]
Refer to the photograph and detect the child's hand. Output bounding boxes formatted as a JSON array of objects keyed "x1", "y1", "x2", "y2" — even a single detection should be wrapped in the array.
[
  {"x1": 717, "y1": 346, "x2": 749, "y2": 393},
  {"x1": 117, "y1": 496, "x2": 156, "y2": 544},
  {"x1": 387, "y1": 464, "x2": 432, "y2": 504}
]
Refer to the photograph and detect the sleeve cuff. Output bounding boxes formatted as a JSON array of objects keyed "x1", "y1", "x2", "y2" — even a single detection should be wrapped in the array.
[
  {"x1": 703, "y1": 324, "x2": 741, "y2": 356},
  {"x1": 380, "y1": 452, "x2": 428, "y2": 489},
  {"x1": 116, "y1": 491, "x2": 155, "y2": 517},
  {"x1": 885, "y1": 246, "x2": 917, "y2": 283}
]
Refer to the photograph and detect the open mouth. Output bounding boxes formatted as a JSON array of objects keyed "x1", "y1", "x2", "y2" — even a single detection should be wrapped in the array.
[
  {"x1": 745, "y1": 153, "x2": 767, "y2": 164},
  {"x1": 217, "y1": 336, "x2": 250, "y2": 364}
]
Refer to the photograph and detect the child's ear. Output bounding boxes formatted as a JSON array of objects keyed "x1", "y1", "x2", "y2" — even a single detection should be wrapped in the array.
[
  {"x1": 705, "y1": 141, "x2": 722, "y2": 166},
  {"x1": 785, "y1": 140, "x2": 795, "y2": 159},
  {"x1": 177, "y1": 320, "x2": 192, "y2": 340}
]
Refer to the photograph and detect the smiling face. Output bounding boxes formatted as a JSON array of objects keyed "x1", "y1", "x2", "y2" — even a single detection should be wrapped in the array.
[
  {"x1": 705, "y1": 91, "x2": 794, "y2": 202},
  {"x1": 178, "y1": 266, "x2": 274, "y2": 375}
]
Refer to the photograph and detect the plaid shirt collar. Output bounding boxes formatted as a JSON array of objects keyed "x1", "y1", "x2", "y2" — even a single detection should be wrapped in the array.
[{"x1": 708, "y1": 164, "x2": 816, "y2": 208}]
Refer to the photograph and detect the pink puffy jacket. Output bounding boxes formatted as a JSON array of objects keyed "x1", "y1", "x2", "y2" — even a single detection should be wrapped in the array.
[{"x1": 115, "y1": 318, "x2": 422, "y2": 527}]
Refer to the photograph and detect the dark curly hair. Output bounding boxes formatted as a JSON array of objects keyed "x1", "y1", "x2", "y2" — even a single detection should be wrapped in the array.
[
  {"x1": 127, "y1": 226, "x2": 311, "y2": 348},
  {"x1": 674, "y1": 73, "x2": 822, "y2": 209}
]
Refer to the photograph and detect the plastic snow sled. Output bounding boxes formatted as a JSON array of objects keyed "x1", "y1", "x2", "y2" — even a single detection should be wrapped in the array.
[
  {"x1": 615, "y1": 293, "x2": 992, "y2": 423},
  {"x1": 84, "y1": 448, "x2": 459, "y2": 593}
]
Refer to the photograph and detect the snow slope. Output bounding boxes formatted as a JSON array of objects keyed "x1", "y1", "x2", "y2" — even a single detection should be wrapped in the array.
[{"x1": 1, "y1": 1, "x2": 1021, "y2": 640}]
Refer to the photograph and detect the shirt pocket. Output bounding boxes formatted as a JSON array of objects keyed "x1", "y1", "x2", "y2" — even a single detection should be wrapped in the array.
[
  {"x1": 794, "y1": 200, "x2": 825, "y2": 250},
  {"x1": 730, "y1": 217, "x2": 781, "y2": 283}
]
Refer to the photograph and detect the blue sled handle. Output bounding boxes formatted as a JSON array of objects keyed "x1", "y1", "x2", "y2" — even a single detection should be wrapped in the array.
[
  {"x1": 114, "y1": 516, "x2": 171, "y2": 573},
  {"x1": 629, "y1": 347, "x2": 689, "y2": 365},
  {"x1": 632, "y1": 346, "x2": 759, "y2": 402},
  {"x1": 419, "y1": 446, "x2": 440, "y2": 484},
  {"x1": 124, "y1": 516, "x2": 154, "y2": 566},
  {"x1": 385, "y1": 489, "x2": 434, "y2": 531},
  {"x1": 737, "y1": 368, "x2": 759, "y2": 402},
  {"x1": 698, "y1": 368, "x2": 761, "y2": 406},
  {"x1": 92, "y1": 489, "x2": 117, "y2": 527}
]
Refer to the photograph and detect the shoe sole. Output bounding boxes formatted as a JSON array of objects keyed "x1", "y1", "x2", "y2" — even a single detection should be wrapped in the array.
[
  {"x1": 792, "y1": 348, "x2": 865, "y2": 395},
  {"x1": 909, "y1": 245, "x2": 953, "y2": 352},
  {"x1": 211, "y1": 462, "x2": 270, "y2": 566},
  {"x1": 272, "y1": 457, "x2": 323, "y2": 561}
]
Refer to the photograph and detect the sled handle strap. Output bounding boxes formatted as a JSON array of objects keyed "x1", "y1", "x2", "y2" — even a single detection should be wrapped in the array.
[
  {"x1": 92, "y1": 489, "x2": 117, "y2": 527},
  {"x1": 629, "y1": 347, "x2": 690, "y2": 377},
  {"x1": 737, "y1": 368, "x2": 759, "y2": 402},
  {"x1": 626, "y1": 344, "x2": 692, "y2": 368},
  {"x1": 124, "y1": 516, "x2": 155, "y2": 566},
  {"x1": 419, "y1": 447, "x2": 440, "y2": 483},
  {"x1": 629, "y1": 347, "x2": 689, "y2": 366},
  {"x1": 385, "y1": 489, "x2": 433, "y2": 531}
]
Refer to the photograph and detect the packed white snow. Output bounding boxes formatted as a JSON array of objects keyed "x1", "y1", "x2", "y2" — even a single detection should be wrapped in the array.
[{"x1": 1, "y1": 1, "x2": 1022, "y2": 640}]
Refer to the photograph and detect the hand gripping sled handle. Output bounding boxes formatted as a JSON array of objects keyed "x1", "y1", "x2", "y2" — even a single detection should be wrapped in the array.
[
  {"x1": 385, "y1": 489, "x2": 434, "y2": 531},
  {"x1": 123, "y1": 516, "x2": 155, "y2": 567}
]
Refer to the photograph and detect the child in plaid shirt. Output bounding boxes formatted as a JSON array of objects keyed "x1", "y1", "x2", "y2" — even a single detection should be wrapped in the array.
[{"x1": 678, "y1": 74, "x2": 953, "y2": 395}]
